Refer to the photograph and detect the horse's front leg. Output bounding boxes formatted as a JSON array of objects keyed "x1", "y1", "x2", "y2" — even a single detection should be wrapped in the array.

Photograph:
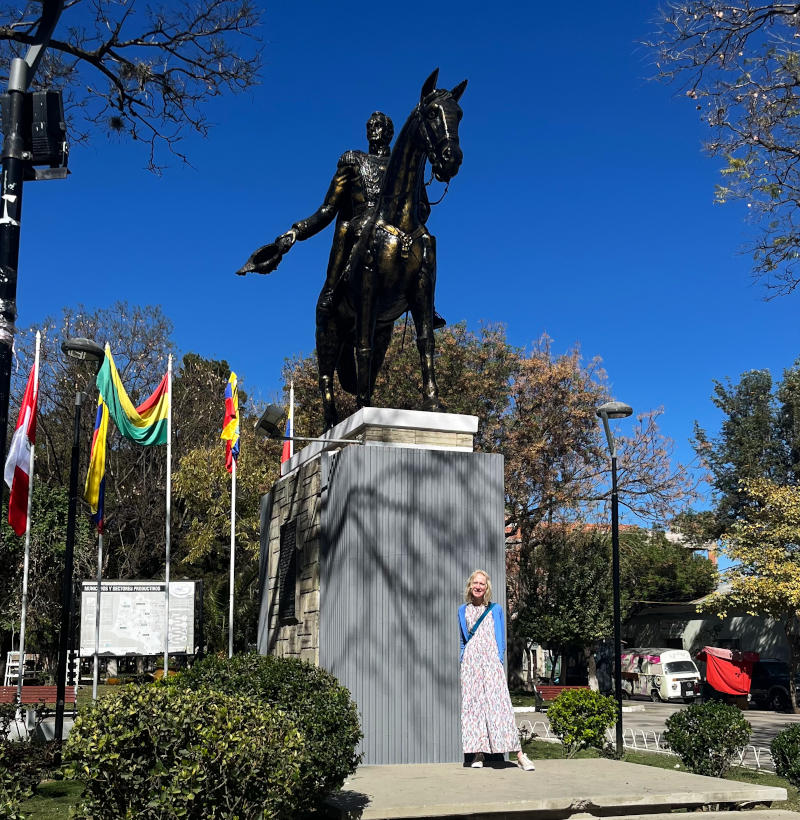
[
  {"x1": 410, "y1": 235, "x2": 441, "y2": 412},
  {"x1": 354, "y1": 243, "x2": 378, "y2": 408}
]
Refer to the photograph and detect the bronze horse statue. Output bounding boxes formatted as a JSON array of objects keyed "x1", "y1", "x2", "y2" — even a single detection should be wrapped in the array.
[{"x1": 317, "y1": 69, "x2": 466, "y2": 430}]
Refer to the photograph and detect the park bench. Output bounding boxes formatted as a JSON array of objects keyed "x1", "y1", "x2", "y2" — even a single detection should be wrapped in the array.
[
  {"x1": 0, "y1": 684, "x2": 77, "y2": 714},
  {"x1": 535, "y1": 684, "x2": 590, "y2": 702}
]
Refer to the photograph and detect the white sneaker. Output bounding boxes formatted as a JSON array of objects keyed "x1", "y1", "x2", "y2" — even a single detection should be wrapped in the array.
[
  {"x1": 471, "y1": 752, "x2": 484, "y2": 768},
  {"x1": 517, "y1": 753, "x2": 535, "y2": 771}
]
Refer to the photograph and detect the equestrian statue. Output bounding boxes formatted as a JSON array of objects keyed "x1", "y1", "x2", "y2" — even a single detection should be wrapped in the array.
[{"x1": 237, "y1": 69, "x2": 466, "y2": 430}]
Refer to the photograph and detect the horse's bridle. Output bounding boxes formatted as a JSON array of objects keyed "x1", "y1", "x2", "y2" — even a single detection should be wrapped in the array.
[
  {"x1": 414, "y1": 91, "x2": 461, "y2": 174},
  {"x1": 415, "y1": 92, "x2": 460, "y2": 205}
]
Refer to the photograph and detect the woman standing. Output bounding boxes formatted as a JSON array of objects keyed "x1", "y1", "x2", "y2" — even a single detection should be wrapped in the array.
[{"x1": 459, "y1": 569, "x2": 535, "y2": 770}]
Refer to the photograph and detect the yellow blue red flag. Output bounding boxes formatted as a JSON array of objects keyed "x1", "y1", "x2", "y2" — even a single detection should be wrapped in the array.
[
  {"x1": 280, "y1": 402, "x2": 292, "y2": 464},
  {"x1": 221, "y1": 373, "x2": 239, "y2": 472}
]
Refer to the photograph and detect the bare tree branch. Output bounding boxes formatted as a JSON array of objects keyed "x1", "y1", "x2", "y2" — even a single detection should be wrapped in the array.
[
  {"x1": 646, "y1": 2, "x2": 800, "y2": 294},
  {"x1": 0, "y1": 0, "x2": 262, "y2": 172}
]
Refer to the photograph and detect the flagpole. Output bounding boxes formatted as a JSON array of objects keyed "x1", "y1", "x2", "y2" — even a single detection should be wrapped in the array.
[
  {"x1": 15, "y1": 329, "x2": 39, "y2": 707},
  {"x1": 289, "y1": 379, "x2": 295, "y2": 460},
  {"x1": 163, "y1": 354, "x2": 173, "y2": 676},
  {"x1": 228, "y1": 459, "x2": 236, "y2": 659},
  {"x1": 92, "y1": 532, "x2": 102, "y2": 700}
]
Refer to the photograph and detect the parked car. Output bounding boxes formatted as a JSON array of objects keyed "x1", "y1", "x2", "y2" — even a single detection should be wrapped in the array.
[
  {"x1": 620, "y1": 648, "x2": 701, "y2": 703},
  {"x1": 749, "y1": 659, "x2": 798, "y2": 712}
]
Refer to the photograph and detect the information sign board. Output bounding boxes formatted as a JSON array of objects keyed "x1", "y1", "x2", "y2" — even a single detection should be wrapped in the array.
[{"x1": 79, "y1": 580, "x2": 199, "y2": 656}]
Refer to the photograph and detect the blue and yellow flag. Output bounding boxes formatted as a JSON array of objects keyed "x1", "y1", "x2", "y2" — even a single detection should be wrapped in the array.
[{"x1": 84, "y1": 397, "x2": 109, "y2": 532}]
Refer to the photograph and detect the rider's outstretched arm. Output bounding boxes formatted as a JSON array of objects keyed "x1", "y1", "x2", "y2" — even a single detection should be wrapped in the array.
[{"x1": 289, "y1": 153, "x2": 356, "y2": 241}]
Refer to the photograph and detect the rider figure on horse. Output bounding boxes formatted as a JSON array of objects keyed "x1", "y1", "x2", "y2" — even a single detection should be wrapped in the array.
[{"x1": 274, "y1": 111, "x2": 445, "y2": 328}]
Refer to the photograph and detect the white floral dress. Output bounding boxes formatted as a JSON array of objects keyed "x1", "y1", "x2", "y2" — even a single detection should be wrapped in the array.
[{"x1": 460, "y1": 604, "x2": 519, "y2": 754}]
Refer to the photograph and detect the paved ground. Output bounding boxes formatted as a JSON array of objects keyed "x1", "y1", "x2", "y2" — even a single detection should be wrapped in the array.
[
  {"x1": 327, "y1": 758, "x2": 790, "y2": 820},
  {"x1": 517, "y1": 701, "x2": 800, "y2": 751}
]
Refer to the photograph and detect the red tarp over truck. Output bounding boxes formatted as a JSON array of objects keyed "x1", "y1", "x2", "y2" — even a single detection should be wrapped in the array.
[{"x1": 698, "y1": 646, "x2": 759, "y2": 696}]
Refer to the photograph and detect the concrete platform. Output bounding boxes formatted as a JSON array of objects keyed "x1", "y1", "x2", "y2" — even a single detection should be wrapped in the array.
[
  {"x1": 326, "y1": 758, "x2": 790, "y2": 820},
  {"x1": 280, "y1": 407, "x2": 479, "y2": 475}
]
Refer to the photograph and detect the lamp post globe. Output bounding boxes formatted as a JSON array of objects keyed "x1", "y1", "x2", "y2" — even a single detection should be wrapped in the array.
[
  {"x1": 60, "y1": 337, "x2": 104, "y2": 364},
  {"x1": 596, "y1": 400, "x2": 633, "y2": 421},
  {"x1": 254, "y1": 404, "x2": 286, "y2": 440},
  {"x1": 53, "y1": 335, "x2": 103, "y2": 757}
]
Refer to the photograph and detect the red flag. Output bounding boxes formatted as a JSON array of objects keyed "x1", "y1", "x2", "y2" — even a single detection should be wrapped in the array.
[
  {"x1": 4, "y1": 364, "x2": 37, "y2": 536},
  {"x1": 280, "y1": 415, "x2": 292, "y2": 464}
]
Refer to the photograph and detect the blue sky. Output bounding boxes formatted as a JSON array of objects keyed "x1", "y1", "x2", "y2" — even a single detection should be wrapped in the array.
[{"x1": 14, "y1": 2, "x2": 799, "y2": 523}]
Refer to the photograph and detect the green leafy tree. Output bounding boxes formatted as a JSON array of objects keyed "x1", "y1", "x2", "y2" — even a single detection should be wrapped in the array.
[
  {"x1": 621, "y1": 529, "x2": 717, "y2": 614},
  {"x1": 174, "y1": 423, "x2": 280, "y2": 652},
  {"x1": 647, "y1": 2, "x2": 800, "y2": 294},
  {"x1": 693, "y1": 362, "x2": 800, "y2": 539},
  {"x1": 511, "y1": 526, "x2": 619, "y2": 688},
  {"x1": 11, "y1": 304, "x2": 176, "y2": 581},
  {"x1": 699, "y1": 478, "x2": 800, "y2": 712},
  {"x1": 0, "y1": 483, "x2": 92, "y2": 668},
  {"x1": 509, "y1": 526, "x2": 715, "y2": 688}
]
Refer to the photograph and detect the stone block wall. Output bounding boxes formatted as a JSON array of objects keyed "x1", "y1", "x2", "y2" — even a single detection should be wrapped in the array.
[{"x1": 260, "y1": 458, "x2": 322, "y2": 665}]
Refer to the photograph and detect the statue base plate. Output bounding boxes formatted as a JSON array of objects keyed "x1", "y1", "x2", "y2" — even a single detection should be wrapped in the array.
[{"x1": 281, "y1": 407, "x2": 478, "y2": 476}]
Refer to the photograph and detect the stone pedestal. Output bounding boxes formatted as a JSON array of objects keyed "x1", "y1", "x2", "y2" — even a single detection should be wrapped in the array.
[{"x1": 257, "y1": 409, "x2": 505, "y2": 765}]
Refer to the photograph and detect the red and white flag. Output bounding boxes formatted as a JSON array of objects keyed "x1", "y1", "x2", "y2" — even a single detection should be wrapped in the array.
[{"x1": 4, "y1": 363, "x2": 38, "y2": 536}]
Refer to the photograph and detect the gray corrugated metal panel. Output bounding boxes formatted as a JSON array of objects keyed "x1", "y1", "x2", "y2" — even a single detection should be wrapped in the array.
[
  {"x1": 320, "y1": 446, "x2": 505, "y2": 765},
  {"x1": 256, "y1": 492, "x2": 274, "y2": 655}
]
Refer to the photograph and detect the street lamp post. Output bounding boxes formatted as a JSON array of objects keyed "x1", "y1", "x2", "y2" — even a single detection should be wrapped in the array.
[
  {"x1": 53, "y1": 337, "x2": 104, "y2": 754},
  {"x1": 596, "y1": 399, "x2": 633, "y2": 758}
]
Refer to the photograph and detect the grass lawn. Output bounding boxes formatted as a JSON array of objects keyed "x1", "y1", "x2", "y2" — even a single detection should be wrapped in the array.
[
  {"x1": 74, "y1": 682, "x2": 119, "y2": 709},
  {"x1": 19, "y1": 780, "x2": 83, "y2": 819},
  {"x1": 19, "y1": 743, "x2": 800, "y2": 818}
]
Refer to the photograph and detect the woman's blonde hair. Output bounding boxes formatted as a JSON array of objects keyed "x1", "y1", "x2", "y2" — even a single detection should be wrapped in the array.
[{"x1": 464, "y1": 570, "x2": 492, "y2": 604}]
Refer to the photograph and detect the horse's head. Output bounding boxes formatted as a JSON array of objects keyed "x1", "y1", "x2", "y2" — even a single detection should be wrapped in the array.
[{"x1": 416, "y1": 68, "x2": 467, "y2": 182}]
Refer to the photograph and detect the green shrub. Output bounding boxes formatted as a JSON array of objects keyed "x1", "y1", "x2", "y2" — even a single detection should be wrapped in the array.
[
  {"x1": 170, "y1": 653, "x2": 362, "y2": 809},
  {"x1": 663, "y1": 701, "x2": 751, "y2": 776},
  {"x1": 771, "y1": 723, "x2": 800, "y2": 787},
  {"x1": 0, "y1": 745, "x2": 30, "y2": 820},
  {"x1": 0, "y1": 703, "x2": 58, "y2": 819},
  {"x1": 64, "y1": 684, "x2": 308, "y2": 819},
  {"x1": 546, "y1": 689, "x2": 617, "y2": 757}
]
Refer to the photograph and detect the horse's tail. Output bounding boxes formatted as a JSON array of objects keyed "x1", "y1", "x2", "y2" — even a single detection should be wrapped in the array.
[{"x1": 336, "y1": 343, "x2": 358, "y2": 396}]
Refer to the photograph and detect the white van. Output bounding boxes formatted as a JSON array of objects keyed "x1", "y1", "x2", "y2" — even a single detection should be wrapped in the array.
[{"x1": 620, "y1": 648, "x2": 701, "y2": 703}]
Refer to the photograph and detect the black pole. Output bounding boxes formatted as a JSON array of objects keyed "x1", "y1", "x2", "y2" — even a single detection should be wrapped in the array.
[
  {"x1": 0, "y1": 62, "x2": 28, "y2": 468},
  {"x1": 611, "y1": 452, "x2": 623, "y2": 757},
  {"x1": 54, "y1": 389, "x2": 83, "y2": 755},
  {"x1": 0, "y1": 1, "x2": 64, "y2": 468}
]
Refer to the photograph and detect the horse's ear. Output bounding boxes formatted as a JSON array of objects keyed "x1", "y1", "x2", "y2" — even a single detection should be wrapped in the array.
[
  {"x1": 451, "y1": 79, "x2": 468, "y2": 102},
  {"x1": 421, "y1": 68, "x2": 439, "y2": 101}
]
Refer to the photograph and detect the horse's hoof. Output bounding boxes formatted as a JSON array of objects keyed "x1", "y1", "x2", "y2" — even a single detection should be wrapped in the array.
[{"x1": 423, "y1": 399, "x2": 442, "y2": 413}]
